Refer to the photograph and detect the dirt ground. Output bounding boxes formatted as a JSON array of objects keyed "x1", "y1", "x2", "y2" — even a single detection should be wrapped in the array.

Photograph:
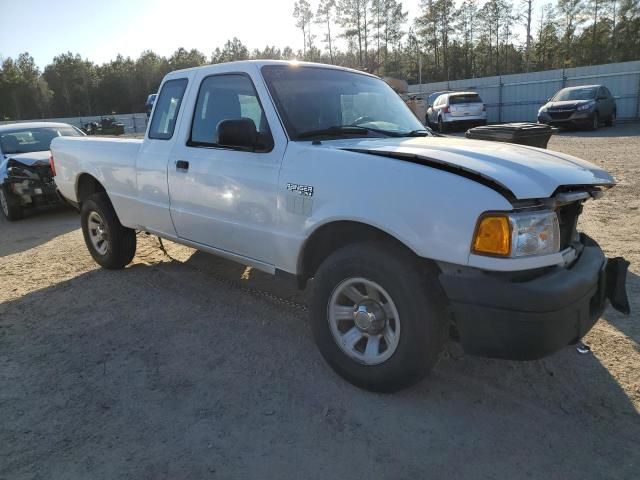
[{"x1": 1, "y1": 124, "x2": 639, "y2": 479}]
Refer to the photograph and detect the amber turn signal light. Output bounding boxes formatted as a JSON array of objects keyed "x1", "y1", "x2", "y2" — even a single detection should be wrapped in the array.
[{"x1": 472, "y1": 215, "x2": 511, "y2": 256}]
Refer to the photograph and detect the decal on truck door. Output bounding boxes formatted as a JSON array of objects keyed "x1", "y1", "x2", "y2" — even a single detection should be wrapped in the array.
[
  {"x1": 285, "y1": 183, "x2": 314, "y2": 216},
  {"x1": 286, "y1": 183, "x2": 314, "y2": 197}
]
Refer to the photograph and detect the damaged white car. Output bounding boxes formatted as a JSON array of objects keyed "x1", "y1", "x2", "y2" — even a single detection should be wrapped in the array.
[{"x1": 0, "y1": 122, "x2": 84, "y2": 220}]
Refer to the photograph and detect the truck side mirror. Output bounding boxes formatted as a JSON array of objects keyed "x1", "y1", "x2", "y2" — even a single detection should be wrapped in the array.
[{"x1": 217, "y1": 118, "x2": 258, "y2": 151}]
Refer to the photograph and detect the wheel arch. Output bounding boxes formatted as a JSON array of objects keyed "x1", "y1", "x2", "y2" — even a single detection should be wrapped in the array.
[
  {"x1": 76, "y1": 173, "x2": 106, "y2": 205},
  {"x1": 297, "y1": 220, "x2": 425, "y2": 289}
]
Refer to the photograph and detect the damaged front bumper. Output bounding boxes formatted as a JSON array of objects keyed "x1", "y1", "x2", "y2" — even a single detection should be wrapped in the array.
[
  {"x1": 439, "y1": 235, "x2": 630, "y2": 360},
  {"x1": 4, "y1": 173, "x2": 60, "y2": 207}
]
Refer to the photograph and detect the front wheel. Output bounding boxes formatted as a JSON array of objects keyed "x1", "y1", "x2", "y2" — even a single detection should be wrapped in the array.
[
  {"x1": 589, "y1": 112, "x2": 599, "y2": 131},
  {"x1": 605, "y1": 111, "x2": 616, "y2": 127},
  {"x1": 81, "y1": 193, "x2": 136, "y2": 269},
  {"x1": 310, "y1": 242, "x2": 448, "y2": 392},
  {"x1": 0, "y1": 185, "x2": 23, "y2": 221}
]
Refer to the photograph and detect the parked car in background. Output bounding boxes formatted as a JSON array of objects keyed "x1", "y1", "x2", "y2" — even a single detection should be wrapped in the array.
[
  {"x1": 81, "y1": 117, "x2": 125, "y2": 136},
  {"x1": 538, "y1": 85, "x2": 616, "y2": 130},
  {"x1": 145, "y1": 93, "x2": 157, "y2": 118},
  {"x1": 0, "y1": 122, "x2": 84, "y2": 220},
  {"x1": 426, "y1": 91, "x2": 487, "y2": 132}
]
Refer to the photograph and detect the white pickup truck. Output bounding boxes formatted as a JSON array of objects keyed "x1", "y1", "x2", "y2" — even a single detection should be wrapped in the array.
[{"x1": 51, "y1": 61, "x2": 629, "y2": 392}]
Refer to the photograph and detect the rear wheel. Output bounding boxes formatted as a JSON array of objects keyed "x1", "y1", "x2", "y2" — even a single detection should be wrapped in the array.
[
  {"x1": 438, "y1": 116, "x2": 446, "y2": 133},
  {"x1": 0, "y1": 185, "x2": 23, "y2": 221},
  {"x1": 310, "y1": 242, "x2": 448, "y2": 392},
  {"x1": 81, "y1": 193, "x2": 136, "y2": 269}
]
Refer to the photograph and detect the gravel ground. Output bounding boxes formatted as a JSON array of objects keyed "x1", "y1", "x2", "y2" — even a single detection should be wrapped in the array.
[{"x1": 1, "y1": 124, "x2": 639, "y2": 479}]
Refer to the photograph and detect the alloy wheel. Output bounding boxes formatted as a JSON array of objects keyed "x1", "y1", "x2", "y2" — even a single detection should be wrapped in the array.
[{"x1": 327, "y1": 277, "x2": 401, "y2": 365}]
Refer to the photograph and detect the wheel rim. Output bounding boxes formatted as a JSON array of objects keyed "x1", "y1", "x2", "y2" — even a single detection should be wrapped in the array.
[
  {"x1": 0, "y1": 190, "x2": 8, "y2": 216},
  {"x1": 87, "y1": 211, "x2": 109, "y2": 255},
  {"x1": 328, "y1": 277, "x2": 401, "y2": 366}
]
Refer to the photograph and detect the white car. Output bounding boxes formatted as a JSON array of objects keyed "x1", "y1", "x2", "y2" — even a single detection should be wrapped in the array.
[
  {"x1": 51, "y1": 61, "x2": 629, "y2": 392},
  {"x1": 0, "y1": 122, "x2": 84, "y2": 220},
  {"x1": 426, "y1": 91, "x2": 487, "y2": 132}
]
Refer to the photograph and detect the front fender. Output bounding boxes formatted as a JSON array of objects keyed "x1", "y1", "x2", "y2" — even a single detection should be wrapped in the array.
[{"x1": 277, "y1": 145, "x2": 513, "y2": 272}]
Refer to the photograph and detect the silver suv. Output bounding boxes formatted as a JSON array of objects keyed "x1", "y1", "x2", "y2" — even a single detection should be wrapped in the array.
[{"x1": 426, "y1": 92, "x2": 487, "y2": 133}]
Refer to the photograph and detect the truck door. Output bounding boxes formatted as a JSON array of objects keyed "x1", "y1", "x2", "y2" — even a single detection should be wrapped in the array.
[
  {"x1": 135, "y1": 77, "x2": 189, "y2": 237},
  {"x1": 167, "y1": 71, "x2": 284, "y2": 266}
]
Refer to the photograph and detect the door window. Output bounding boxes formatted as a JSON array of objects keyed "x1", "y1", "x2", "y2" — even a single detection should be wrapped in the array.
[
  {"x1": 148, "y1": 78, "x2": 188, "y2": 140},
  {"x1": 189, "y1": 73, "x2": 272, "y2": 151}
]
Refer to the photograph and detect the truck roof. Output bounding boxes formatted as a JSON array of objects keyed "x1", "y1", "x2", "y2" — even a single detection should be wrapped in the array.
[{"x1": 165, "y1": 59, "x2": 378, "y2": 80}]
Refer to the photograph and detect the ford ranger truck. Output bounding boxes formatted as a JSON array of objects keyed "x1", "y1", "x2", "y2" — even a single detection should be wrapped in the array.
[{"x1": 50, "y1": 61, "x2": 630, "y2": 392}]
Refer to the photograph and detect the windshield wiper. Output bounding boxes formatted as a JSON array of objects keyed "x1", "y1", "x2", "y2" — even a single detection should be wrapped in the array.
[
  {"x1": 297, "y1": 125, "x2": 398, "y2": 140},
  {"x1": 404, "y1": 129, "x2": 431, "y2": 137}
]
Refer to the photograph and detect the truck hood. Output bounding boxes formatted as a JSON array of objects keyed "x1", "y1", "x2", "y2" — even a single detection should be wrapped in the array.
[
  {"x1": 324, "y1": 136, "x2": 614, "y2": 200},
  {"x1": 3, "y1": 151, "x2": 51, "y2": 167}
]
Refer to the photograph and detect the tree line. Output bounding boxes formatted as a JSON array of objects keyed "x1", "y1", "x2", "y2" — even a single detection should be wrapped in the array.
[{"x1": 1, "y1": 0, "x2": 638, "y2": 120}]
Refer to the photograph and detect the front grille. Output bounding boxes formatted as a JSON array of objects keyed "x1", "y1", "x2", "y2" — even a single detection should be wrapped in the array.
[
  {"x1": 549, "y1": 110, "x2": 574, "y2": 120},
  {"x1": 556, "y1": 202, "x2": 582, "y2": 249}
]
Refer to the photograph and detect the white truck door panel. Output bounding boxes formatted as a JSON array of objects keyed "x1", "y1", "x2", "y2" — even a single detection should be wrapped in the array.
[
  {"x1": 167, "y1": 70, "x2": 286, "y2": 265},
  {"x1": 135, "y1": 77, "x2": 191, "y2": 236}
]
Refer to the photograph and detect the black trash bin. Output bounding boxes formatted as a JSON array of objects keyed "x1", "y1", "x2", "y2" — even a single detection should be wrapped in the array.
[{"x1": 465, "y1": 122, "x2": 556, "y2": 149}]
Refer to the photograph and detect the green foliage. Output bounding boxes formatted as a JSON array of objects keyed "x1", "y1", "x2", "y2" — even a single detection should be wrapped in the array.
[{"x1": 0, "y1": 0, "x2": 638, "y2": 120}]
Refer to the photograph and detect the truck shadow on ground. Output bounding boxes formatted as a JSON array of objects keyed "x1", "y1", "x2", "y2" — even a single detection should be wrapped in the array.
[
  {"x1": 601, "y1": 270, "x2": 639, "y2": 348},
  {"x1": 2, "y1": 251, "x2": 638, "y2": 478},
  {"x1": 0, "y1": 206, "x2": 78, "y2": 257}
]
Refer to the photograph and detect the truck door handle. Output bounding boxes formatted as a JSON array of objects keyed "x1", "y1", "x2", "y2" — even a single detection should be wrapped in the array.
[{"x1": 176, "y1": 160, "x2": 189, "y2": 171}]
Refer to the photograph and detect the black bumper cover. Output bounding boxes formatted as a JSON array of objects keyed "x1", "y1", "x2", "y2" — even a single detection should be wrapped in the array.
[{"x1": 439, "y1": 236, "x2": 630, "y2": 360}]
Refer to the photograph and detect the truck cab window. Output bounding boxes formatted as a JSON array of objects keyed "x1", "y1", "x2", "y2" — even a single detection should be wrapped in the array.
[
  {"x1": 148, "y1": 78, "x2": 188, "y2": 140},
  {"x1": 189, "y1": 74, "x2": 272, "y2": 151}
]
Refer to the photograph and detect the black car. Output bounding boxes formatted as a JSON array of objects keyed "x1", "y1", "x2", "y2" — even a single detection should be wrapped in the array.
[
  {"x1": 537, "y1": 85, "x2": 616, "y2": 130},
  {"x1": 0, "y1": 122, "x2": 84, "y2": 221},
  {"x1": 145, "y1": 93, "x2": 157, "y2": 118}
]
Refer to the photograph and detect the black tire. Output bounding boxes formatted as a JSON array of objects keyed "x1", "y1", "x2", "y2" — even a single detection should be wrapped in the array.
[
  {"x1": 589, "y1": 112, "x2": 599, "y2": 131},
  {"x1": 310, "y1": 242, "x2": 448, "y2": 392},
  {"x1": 0, "y1": 185, "x2": 24, "y2": 221},
  {"x1": 605, "y1": 110, "x2": 616, "y2": 127},
  {"x1": 438, "y1": 116, "x2": 447, "y2": 133},
  {"x1": 80, "y1": 192, "x2": 136, "y2": 269}
]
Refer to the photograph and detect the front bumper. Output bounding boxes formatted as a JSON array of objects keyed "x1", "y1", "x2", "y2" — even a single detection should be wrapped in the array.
[
  {"x1": 538, "y1": 110, "x2": 594, "y2": 127},
  {"x1": 439, "y1": 236, "x2": 629, "y2": 360},
  {"x1": 6, "y1": 177, "x2": 60, "y2": 206}
]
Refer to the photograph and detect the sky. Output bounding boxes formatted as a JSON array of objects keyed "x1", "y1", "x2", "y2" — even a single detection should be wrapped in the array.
[{"x1": 0, "y1": 0, "x2": 424, "y2": 69}]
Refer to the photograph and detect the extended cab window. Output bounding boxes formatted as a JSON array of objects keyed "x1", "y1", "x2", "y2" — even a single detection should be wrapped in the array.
[
  {"x1": 189, "y1": 73, "x2": 272, "y2": 151},
  {"x1": 149, "y1": 78, "x2": 187, "y2": 140}
]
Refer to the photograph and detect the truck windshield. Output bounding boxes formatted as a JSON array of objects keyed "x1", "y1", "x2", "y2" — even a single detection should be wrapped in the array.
[{"x1": 261, "y1": 65, "x2": 426, "y2": 140}]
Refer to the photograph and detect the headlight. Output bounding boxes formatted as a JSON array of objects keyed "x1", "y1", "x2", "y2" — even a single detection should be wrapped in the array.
[
  {"x1": 472, "y1": 211, "x2": 560, "y2": 257},
  {"x1": 577, "y1": 102, "x2": 595, "y2": 111}
]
